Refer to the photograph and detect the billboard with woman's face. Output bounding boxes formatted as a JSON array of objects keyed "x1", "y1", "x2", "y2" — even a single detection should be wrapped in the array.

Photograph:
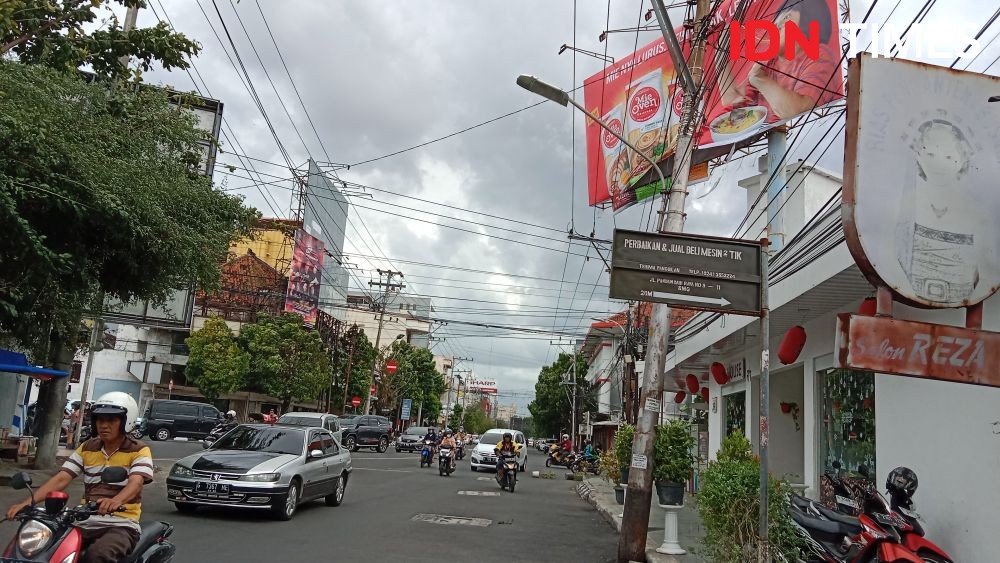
[{"x1": 843, "y1": 54, "x2": 1000, "y2": 308}]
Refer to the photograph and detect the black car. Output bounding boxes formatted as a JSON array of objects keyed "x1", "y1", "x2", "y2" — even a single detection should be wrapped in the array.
[
  {"x1": 143, "y1": 399, "x2": 222, "y2": 441},
  {"x1": 396, "y1": 426, "x2": 439, "y2": 453},
  {"x1": 338, "y1": 415, "x2": 391, "y2": 453}
]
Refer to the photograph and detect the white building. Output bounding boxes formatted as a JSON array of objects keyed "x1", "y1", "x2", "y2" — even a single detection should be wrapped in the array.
[
  {"x1": 345, "y1": 293, "x2": 432, "y2": 349},
  {"x1": 667, "y1": 160, "x2": 1000, "y2": 561}
]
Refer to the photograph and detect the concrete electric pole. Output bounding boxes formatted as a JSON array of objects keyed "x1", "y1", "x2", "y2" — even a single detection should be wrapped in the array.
[{"x1": 363, "y1": 270, "x2": 404, "y2": 416}]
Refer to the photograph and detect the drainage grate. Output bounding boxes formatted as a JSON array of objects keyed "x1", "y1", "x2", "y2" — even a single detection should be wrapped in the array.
[
  {"x1": 411, "y1": 513, "x2": 492, "y2": 527},
  {"x1": 458, "y1": 491, "x2": 500, "y2": 496}
]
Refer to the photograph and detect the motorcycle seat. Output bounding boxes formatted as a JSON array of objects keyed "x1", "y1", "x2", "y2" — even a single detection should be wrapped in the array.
[
  {"x1": 812, "y1": 502, "x2": 863, "y2": 531},
  {"x1": 790, "y1": 510, "x2": 858, "y2": 539},
  {"x1": 121, "y1": 521, "x2": 171, "y2": 563}
]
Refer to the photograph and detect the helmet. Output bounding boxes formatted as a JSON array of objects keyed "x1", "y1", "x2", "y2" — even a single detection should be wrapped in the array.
[
  {"x1": 503, "y1": 432, "x2": 513, "y2": 441},
  {"x1": 562, "y1": 434, "x2": 569, "y2": 439},
  {"x1": 444, "y1": 429, "x2": 453, "y2": 436},
  {"x1": 90, "y1": 392, "x2": 138, "y2": 437},
  {"x1": 886, "y1": 467, "x2": 918, "y2": 499},
  {"x1": 226, "y1": 410, "x2": 237, "y2": 419}
]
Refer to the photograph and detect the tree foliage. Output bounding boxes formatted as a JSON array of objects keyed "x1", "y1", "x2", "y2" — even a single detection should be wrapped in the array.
[
  {"x1": 460, "y1": 404, "x2": 493, "y2": 435},
  {"x1": 241, "y1": 313, "x2": 331, "y2": 413},
  {"x1": 379, "y1": 341, "x2": 444, "y2": 422},
  {"x1": 528, "y1": 352, "x2": 588, "y2": 438},
  {"x1": 1, "y1": 0, "x2": 199, "y2": 81},
  {"x1": 184, "y1": 317, "x2": 248, "y2": 401},
  {"x1": 330, "y1": 325, "x2": 374, "y2": 414}
]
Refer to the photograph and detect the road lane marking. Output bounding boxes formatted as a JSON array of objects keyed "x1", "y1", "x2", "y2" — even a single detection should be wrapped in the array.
[
  {"x1": 476, "y1": 477, "x2": 494, "y2": 481},
  {"x1": 411, "y1": 514, "x2": 491, "y2": 527},
  {"x1": 457, "y1": 491, "x2": 500, "y2": 496},
  {"x1": 352, "y1": 467, "x2": 412, "y2": 473}
]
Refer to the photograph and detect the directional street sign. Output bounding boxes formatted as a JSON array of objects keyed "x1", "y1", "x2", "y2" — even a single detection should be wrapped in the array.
[{"x1": 610, "y1": 229, "x2": 763, "y2": 316}]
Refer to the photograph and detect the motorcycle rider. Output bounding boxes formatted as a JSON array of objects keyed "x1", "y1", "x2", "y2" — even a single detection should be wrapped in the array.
[
  {"x1": 561, "y1": 433, "x2": 573, "y2": 454},
  {"x1": 494, "y1": 432, "x2": 521, "y2": 474},
  {"x1": 6, "y1": 395, "x2": 154, "y2": 563},
  {"x1": 439, "y1": 429, "x2": 457, "y2": 469},
  {"x1": 422, "y1": 427, "x2": 439, "y2": 460}
]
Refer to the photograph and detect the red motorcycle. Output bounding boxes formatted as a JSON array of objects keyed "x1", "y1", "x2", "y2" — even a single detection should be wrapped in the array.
[
  {"x1": 789, "y1": 495, "x2": 923, "y2": 562},
  {"x1": 2, "y1": 467, "x2": 175, "y2": 562}
]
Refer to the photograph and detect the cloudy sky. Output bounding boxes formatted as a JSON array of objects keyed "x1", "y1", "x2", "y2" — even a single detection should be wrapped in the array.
[{"x1": 130, "y1": 0, "x2": 1000, "y2": 412}]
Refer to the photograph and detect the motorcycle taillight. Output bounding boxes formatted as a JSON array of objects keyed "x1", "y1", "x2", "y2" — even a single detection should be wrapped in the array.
[{"x1": 45, "y1": 491, "x2": 69, "y2": 515}]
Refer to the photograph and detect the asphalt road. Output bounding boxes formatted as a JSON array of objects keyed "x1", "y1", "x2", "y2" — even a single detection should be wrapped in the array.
[{"x1": 0, "y1": 440, "x2": 617, "y2": 562}]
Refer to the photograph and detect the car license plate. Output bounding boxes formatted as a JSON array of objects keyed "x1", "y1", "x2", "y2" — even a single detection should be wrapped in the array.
[
  {"x1": 835, "y1": 495, "x2": 858, "y2": 508},
  {"x1": 196, "y1": 482, "x2": 230, "y2": 495}
]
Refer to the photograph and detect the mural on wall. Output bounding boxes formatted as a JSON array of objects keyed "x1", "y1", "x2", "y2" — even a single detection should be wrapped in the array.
[
  {"x1": 821, "y1": 369, "x2": 875, "y2": 474},
  {"x1": 724, "y1": 391, "x2": 746, "y2": 438}
]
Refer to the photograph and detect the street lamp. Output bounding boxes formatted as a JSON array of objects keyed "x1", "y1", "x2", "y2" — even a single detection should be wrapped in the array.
[{"x1": 516, "y1": 75, "x2": 669, "y2": 196}]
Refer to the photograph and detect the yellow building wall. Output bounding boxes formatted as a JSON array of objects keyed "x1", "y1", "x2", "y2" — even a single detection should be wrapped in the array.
[{"x1": 229, "y1": 226, "x2": 294, "y2": 275}]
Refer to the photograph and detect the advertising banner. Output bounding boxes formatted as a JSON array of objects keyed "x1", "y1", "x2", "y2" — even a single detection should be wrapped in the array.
[
  {"x1": 284, "y1": 229, "x2": 325, "y2": 327},
  {"x1": 467, "y1": 378, "x2": 498, "y2": 394},
  {"x1": 843, "y1": 54, "x2": 1000, "y2": 308},
  {"x1": 583, "y1": 0, "x2": 843, "y2": 211},
  {"x1": 401, "y1": 398, "x2": 413, "y2": 421}
]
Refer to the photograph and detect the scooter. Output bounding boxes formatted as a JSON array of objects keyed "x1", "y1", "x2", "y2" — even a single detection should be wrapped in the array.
[
  {"x1": 545, "y1": 445, "x2": 575, "y2": 468},
  {"x1": 129, "y1": 419, "x2": 144, "y2": 440},
  {"x1": 2, "y1": 467, "x2": 175, "y2": 562},
  {"x1": 455, "y1": 440, "x2": 465, "y2": 461},
  {"x1": 438, "y1": 446, "x2": 455, "y2": 476},
  {"x1": 419, "y1": 439, "x2": 434, "y2": 468},
  {"x1": 496, "y1": 453, "x2": 518, "y2": 493}
]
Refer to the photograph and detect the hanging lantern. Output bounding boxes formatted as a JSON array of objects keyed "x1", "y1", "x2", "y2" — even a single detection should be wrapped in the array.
[
  {"x1": 686, "y1": 374, "x2": 699, "y2": 393},
  {"x1": 673, "y1": 391, "x2": 686, "y2": 404},
  {"x1": 710, "y1": 362, "x2": 729, "y2": 385},
  {"x1": 700, "y1": 387, "x2": 709, "y2": 403},
  {"x1": 778, "y1": 325, "x2": 807, "y2": 365},
  {"x1": 859, "y1": 297, "x2": 877, "y2": 316}
]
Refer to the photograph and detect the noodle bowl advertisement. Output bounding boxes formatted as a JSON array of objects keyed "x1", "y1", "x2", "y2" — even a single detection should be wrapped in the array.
[{"x1": 583, "y1": 0, "x2": 842, "y2": 211}]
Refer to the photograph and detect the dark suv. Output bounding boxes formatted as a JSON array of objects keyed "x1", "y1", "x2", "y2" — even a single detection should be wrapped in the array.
[
  {"x1": 339, "y1": 415, "x2": 391, "y2": 452},
  {"x1": 143, "y1": 399, "x2": 222, "y2": 441}
]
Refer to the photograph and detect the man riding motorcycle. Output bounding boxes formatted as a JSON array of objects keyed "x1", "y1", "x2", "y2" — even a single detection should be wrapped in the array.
[
  {"x1": 6, "y1": 395, "x2": 154, "y2": 563},
  {"x1": 439, "y1": 430, "x2": 457, "y2": 469},
  {"x1": 494, "y1": 432, "x2": 521, "y2": 474},
  {"x1": 422, "y1": 427, "x2": 439, "y2": 458},
  {"x1": 560, "y1": 433, "x2": 573, "y2": 454}
]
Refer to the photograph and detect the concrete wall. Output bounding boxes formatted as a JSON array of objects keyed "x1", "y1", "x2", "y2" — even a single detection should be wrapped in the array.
[{"x1": 768, "y1": 365, "x2": 805, "y2": 482}]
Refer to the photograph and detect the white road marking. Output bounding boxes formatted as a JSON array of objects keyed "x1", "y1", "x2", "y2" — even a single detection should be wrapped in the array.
[
  {"x1": 411, "y1": 514, "x2": 491, "y2": 527},
  {"x1": 352, "y1": 467, "x2": 412, "y2": 473},
  {"x1": 458, "y1": 491, "x2": 500, "y2": 497},
  {"x1": 476, "y1": 477, "x2": 494, "y2": 481}
]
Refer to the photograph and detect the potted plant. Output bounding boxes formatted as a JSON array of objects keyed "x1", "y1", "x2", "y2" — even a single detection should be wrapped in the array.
[
  {"x1": 652, "y1": 419, "x2": 695, "y2": 506},
  {"x1": 613, "y1": 423, "x2": 635, "y2": 485},
  {"x1": 597, "y1": 449, "x2": 625, "y2": 504}
]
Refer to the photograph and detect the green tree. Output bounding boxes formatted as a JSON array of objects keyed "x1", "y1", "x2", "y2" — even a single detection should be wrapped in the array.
[
  {"x1": 330, "y1": 325, "x2": 374, "y2": 414},
  {"x1": 528, "y1": 353, "x2": 587, "y2": 438},
  {"x1": 1, "y1": 0, "x2": 199, "y2": 80},
  {"x1": 184, "y1": 317, "x2": 248, "y2": 401},
  {"x1": 447, "y1": 404, "x2": 464, "y2": 430},
  {"x1": 461, "y1": 404, "x2": 492, "y2": 435},
  {"x1": 379, "y1": 341, "x2": 444, "y2": 423},
  {"x1": 241, "y1": 313, "x2": 332, "y2": 413},
  {"x1": 0, "y1": 62, "x2": 256, "y2": 467}
]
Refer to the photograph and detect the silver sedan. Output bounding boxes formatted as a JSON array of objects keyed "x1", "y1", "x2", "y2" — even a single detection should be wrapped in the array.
[{"x1": 166, "y1": 424, "x2": 352, "y2": 520}]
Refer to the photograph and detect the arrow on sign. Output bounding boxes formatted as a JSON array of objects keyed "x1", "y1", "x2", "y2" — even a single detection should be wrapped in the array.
[{"x1": 652, "y1": 292, "x2": 731, "y2": 307}]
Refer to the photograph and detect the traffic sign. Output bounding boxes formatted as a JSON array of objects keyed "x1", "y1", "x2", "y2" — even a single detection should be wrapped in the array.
[
  {"x1": 610, "y1": 229, "x2": 763, "y2": 316},
  {"x1": 351, "y1": 396, "x2": 361, "y2": 407},
  {"x1": 385, "y1": 360, "x2": 398, "y2": 374},
  {"x1": 401, "y1": 398, "x2": 413, "y2": 420},
  {"x1": 370, "y1": 384, "x2": 376, "y2": 396}
]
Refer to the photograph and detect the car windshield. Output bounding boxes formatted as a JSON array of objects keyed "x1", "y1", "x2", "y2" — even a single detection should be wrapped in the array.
[
  {"x1": 277, "y1": 416, "x2": 321, "y2": 427},
  {"x1": 210, "y1": 426, "x2": 304, "y2": 455},
  {"x1": 480, "y1": 432, "x2": 506, "y2": 444},
  {"x1": 339, "y1": 415, "x2": 359, "y2": 425},
  {"x1": 406, "y1": 427, "x2": 428, "y2": 435}
]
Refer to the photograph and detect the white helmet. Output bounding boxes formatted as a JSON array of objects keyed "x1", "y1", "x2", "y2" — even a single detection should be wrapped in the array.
[
  {"x1": 92, "y1": 392, "x2": 138, "y2": 433},
  {"x1": 226, "y1": 410, "x2": 237, "y2": 419},
  {"x1": 562, "y1": 434, "x2": 569, "y2": 439}
]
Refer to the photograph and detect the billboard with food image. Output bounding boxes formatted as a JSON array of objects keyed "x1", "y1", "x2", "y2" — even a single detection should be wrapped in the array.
[{"x1": 583, "y1": 0, "x2": 843, "y2": 211}]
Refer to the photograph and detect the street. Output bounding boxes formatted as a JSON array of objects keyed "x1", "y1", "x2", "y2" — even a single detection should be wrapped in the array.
[{"x1": 0, "y1": 441, "x2": 618, "y2": 562}]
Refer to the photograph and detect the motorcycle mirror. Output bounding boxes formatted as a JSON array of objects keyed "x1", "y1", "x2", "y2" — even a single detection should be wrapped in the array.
[
  {"x1": 857, "y1": 464, "x2": 870, "y2": 478},
  {"x1": 10, "y1": 471, "x2": 32, "y2": 490},
  {"x1": 101, "y1": 466, "x2": 128, "y2": 484}
]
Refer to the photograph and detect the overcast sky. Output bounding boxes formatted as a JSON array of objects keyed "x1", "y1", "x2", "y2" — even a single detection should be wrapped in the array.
[{"x1": 132, "y1": 0, "x2": 1000, "y2": 413}]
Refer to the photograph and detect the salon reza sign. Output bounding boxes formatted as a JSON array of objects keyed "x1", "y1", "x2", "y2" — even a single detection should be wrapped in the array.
[{"x1": 835, "y1": 314, "x2": 1000, "y2": 388}]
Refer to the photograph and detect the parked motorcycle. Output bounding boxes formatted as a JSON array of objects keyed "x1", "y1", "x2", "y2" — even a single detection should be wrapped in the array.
[
  {"x1": 203, "y1": 421, "x2": 237, "y2": 446},
  {"x1": 419, "y1": 439, "x2": 434, "y2": 468},
  {"x1": 438, "y1": 446, "x2": 455, "y2": 477},
  {"x1": 2, "y1": 468, "x2": 175, "y2": 562},
  {"x1": 129, "y1": 418, "x2": 144, "y2": 440},
  {"x1": 496, "y1": 453, "x2": 518, "y2": 493}
]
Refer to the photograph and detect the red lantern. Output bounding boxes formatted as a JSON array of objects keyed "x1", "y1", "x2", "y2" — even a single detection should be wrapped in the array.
[
  {"x1": 686, "y1": 374, "x2": 699, "y2": 393},
  {"x1": 673, "y1": 391, "x2": 686, "y2": 403},
  {"x1": 778, "y1": 325, "x2": 807, "y2": 365},
  {"x1": 700, "y1": 387, "x2": 709, "y2": 403},
  {"x1": 710, "y1": 362, "x2": 729, "y2": 385},
  {"x1": 780, "y1": 402, "x2": 792, "y2": 414},
  {"x1": 859, "y1": 297, "x2": 877, "y2": 316}
]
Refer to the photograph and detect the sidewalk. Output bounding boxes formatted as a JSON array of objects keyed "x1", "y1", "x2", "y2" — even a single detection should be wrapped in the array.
[
  {"x1": 0, "y1": 447, "x2": 75, "y2": 486},
  {"x1": 576, "y1": 475, "x2": 706, "y2": 563}
]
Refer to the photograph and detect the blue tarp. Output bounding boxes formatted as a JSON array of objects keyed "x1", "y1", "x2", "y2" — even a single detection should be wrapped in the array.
[{"x1": 0, "y1": 349, "x2": 69, "y2": 379}]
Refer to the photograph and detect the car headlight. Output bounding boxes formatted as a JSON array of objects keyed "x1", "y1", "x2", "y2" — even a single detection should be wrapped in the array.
[
  {"x1": 170, "y1": 464, "x2": 194, "y2": 478},
  {"x1": 242, "y1": 473, "x2": 280, "y2": 482},
  {"x1": 18, "y1": 519, "x2": 52, "y2": 557}
]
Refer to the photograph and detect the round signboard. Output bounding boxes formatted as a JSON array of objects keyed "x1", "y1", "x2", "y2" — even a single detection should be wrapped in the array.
[
  {"x1": 844, "y1": 55, "x2": 1000, "y2": 308},
  {"x1": 351, "y1": 396, "x2": 361, "y2": 407},
  {"x1": 385, "y1": 360, "x2": 398, "y2": 374}
]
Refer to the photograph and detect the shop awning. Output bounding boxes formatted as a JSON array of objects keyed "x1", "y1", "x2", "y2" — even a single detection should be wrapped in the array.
[{"x1": 0, "y1": 349, "x2": 69, "y2": 380}]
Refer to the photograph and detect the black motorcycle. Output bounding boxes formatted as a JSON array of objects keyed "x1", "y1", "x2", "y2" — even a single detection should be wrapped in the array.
[
  {"x1": 2, "y1": 467, "x2": 175, "y2": 562},
  {"x1": 438, "y1": 446, "x2": 455, "y2": 477},
  {"x1": 496, "y1": 453, "x2": 518, "y2": 493},
  {"x1": 203, "y1": 421, "x2": 237, "y2": 446},
  {"x1": 455, "y1": 440, "x2": 465, "y2": 460}
]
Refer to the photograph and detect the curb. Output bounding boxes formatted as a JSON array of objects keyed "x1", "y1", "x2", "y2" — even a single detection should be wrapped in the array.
[{"x1": 576, "y1": 480, "x2": 622, "y2": 532}]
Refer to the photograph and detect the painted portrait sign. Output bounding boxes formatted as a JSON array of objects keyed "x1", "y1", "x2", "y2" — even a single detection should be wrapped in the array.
[{"x1": 843, "y1": 54, "x2": 1000, "y2": 308}]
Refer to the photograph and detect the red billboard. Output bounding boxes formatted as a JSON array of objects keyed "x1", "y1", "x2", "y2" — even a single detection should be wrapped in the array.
[
  {"x1": 583, "y1": 0, "x2": 843, "y2": 211},
  {"x1": 284, "y1": 229, "x2": 325, "y2": 327}
]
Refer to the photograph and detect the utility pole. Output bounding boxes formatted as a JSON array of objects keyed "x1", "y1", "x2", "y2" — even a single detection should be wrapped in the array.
[
  {"x1": 340, "y1": 328, "x2": 358, "y2": 415},
  {"x1": 363, "y1": 270, "x2": 404, "y2": 416},
  {"x1": 619, "y1": 1, "x2": 709, "y2": 561}
]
